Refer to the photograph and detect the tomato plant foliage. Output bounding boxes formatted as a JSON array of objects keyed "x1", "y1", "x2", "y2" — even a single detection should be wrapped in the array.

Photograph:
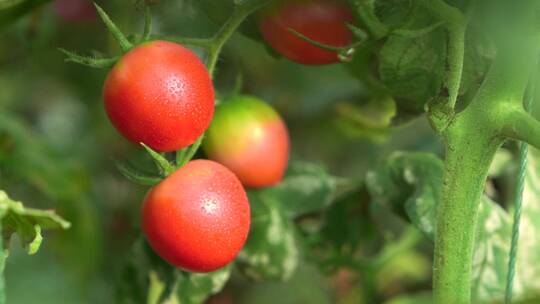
[{"x1": 4, "y1": 0, "x2": 540, "y2": 303}]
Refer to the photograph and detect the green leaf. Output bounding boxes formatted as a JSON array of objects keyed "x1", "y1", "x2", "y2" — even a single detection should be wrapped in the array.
[
  {"x1": 118, "y1": 239, "x2": 231, "y2": 304},
  {"x1": 373, "y1": 0, "x2": 414, "y2": 29},
  {"x1": 366, "y1": 152, "x2": 443, "y2": 239},
  {"x1": 334, "y1": 95, "x2": 396, "y2": 142},
  {"x1": 257, "y1": 162, "x2": 338, "y2": 219},
  {"x1": 378, "y1": 28, "x2": 447, "y2": 114},
  {"x1": 303, "y1": 189, "x2": 375, "y2": 273},
  {"x1": 365, "y1": 151, "x2": 540, "y2": 302},
  {"x1": 115, "y1": 161, "x2": 162, "y2": 186},
  {"x1": 237, "y1": 192, "x2": 299, "y2": 281},
  {"x1": 177, "y1": 266, "x2": 232, "y2": 304},
  {"x1": 117, "y1": 239, "x2": 178, "y2": 304},
  {"x1": 0, "y1": 191, "x2": 70, "y2": 255}
]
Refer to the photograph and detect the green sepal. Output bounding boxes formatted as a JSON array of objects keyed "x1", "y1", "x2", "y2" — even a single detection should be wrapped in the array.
[
  {"x1": 115, "y1": 161, "x2": 162, "y2": 186},
  {"x1": 93, "y1": 3, "x2": 134, "y2": 52},
  {"x1": 58, "y1": 48, "x2": 119, "y2": 68},
  {"x1": 140, "y1": 143, "x2": 176, "y2": 177}
]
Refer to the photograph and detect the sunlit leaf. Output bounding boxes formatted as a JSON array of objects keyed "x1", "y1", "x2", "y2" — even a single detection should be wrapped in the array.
[
  {"x1": 258, "y1": 162, "x2": 338, "y2": 218},
  {"x1": 0, "y1": 191, "x2": 70, "y2": 255},
  {"x1": 237, "y1": 192, "x2": 299, "y2": 281},
  {"x1": 177, "y1": 266, "x2": 232, "y2": 304}
]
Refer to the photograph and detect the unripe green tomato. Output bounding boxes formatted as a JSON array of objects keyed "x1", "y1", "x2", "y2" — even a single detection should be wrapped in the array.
[{"x1": 203, "y1": 96, "x2": 290, "y2": 188}]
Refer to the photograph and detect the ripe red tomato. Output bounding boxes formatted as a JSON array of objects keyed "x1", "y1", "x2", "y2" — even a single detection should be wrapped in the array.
[
  {"x1": 142, "y1": 160, "x2": 250, "y2": 272},
  {"x1": 53, "y1": 0, "x2": 96, "y2": 22},
  {"x1": 258, "y1": 0, "x2": 354, "y2": 65},
  {"x1": 103, "y1": 41, "x2": 215, "y2": 152},
  {"x1": 203, "y1": 96, "x2": 289, "y2": 188}
]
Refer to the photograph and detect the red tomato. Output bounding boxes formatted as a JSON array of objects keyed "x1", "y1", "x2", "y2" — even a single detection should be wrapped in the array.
[
  {"x1": 103, "y1": 41, "x2": 215, "y2": 152},
  {"x1": 53, "y1": 0, "x2": 96, "y2": 22},
  {"x1": 203, "y1": 96, "x2": 289, "y2": 188},
  {"x1": 258, "y1": 0, "x2": 354, "y2": 65},
  {"x1": 142, "y1": 160, "x2": 250, "y2": 272}
]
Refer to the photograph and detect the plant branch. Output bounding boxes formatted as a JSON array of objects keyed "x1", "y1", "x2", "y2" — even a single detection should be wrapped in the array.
[
  {"x1": 502, "y1": 110, "x2": 540, "y2": 150},
  {"x1": 434, "y1": 121, "x2": 503, "y2": 303},
  {"x1": 432, "y1": 40, "x2": 538, "y2": 303},
  {"x1": 170, "y1": 1, "x2": 263, "y2": 168},
  {"x1": 347, "y1": 0, "x2": 389, "y2": 40},
  {"x1": 206, "y1": 2, "x2": 263, "y2": 77}
]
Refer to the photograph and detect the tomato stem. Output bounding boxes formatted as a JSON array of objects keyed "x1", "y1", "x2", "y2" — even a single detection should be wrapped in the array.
[
  {"x1": 140, "y1": 6, "x2": 152, "y2": 43},
  {"x1": 206, "y1": 1, "x2": 265, "y2": 77},
  {"x1": 502, "y1": 110, "x2": 540, "y2": 150},
  {"x1": 176, "y1": 135, "x2": 204, "y2": 169},
  {"x1": 434, "y1": 125, "x2": 501, "y2": 303},
  {"x1": 432, "y1": 41, "x2": 537, "y2": 303},
  {"x1": 171, "y1": 1, "x2": 265, "y2": 169}
]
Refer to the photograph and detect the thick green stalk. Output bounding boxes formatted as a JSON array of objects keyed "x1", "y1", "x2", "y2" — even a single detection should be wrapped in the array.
[
  {"x1": 433, "y1": 44, "x2": 536, "y2": 303},
  {"x1": 435, "y1": 119, "x2": 502, "y2": 303}
]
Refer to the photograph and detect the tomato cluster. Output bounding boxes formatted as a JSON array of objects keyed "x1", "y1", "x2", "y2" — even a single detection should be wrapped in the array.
[
  {"x1": 102, "y1": 38, "x2": 290, "y2": 272},
  {"x1": 97, "y1": 0, "x2": 352, "y2": 273}
]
